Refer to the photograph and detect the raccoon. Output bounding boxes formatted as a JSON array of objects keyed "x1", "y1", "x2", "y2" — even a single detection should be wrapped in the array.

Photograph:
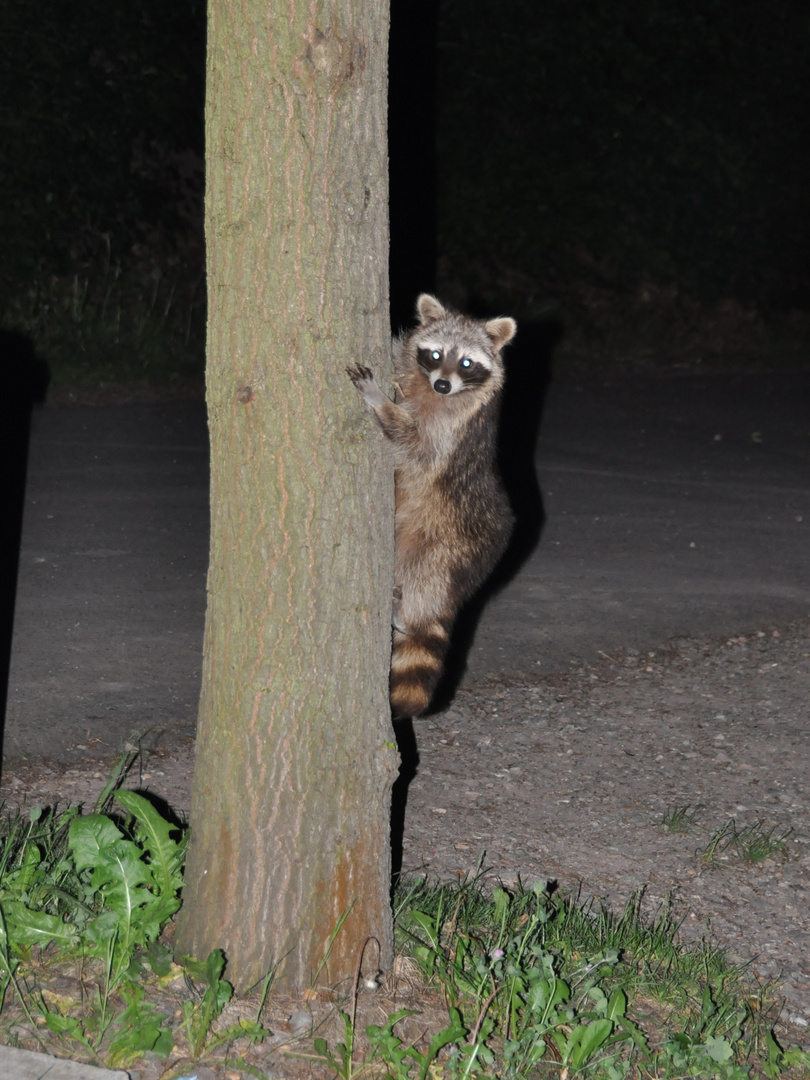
[{"x1": 347, "y1": 293, "x2": 517, "y2": 719}]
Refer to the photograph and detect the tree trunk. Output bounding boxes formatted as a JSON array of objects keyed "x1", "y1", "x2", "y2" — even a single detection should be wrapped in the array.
[{"x1": 174, "y1": 0, "x2": 397, "y2": 994}]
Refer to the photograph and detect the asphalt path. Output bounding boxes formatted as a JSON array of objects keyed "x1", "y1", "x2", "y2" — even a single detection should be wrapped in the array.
[
  {"x1": 472, "y1": 371, "x2": 810, "y2": 678},
  {"x1": 4, "y1": 401, "x2": 209, "y2": 765},
  {"x1": 3, "y1": 372, "x2": 808, "y2": 765}
]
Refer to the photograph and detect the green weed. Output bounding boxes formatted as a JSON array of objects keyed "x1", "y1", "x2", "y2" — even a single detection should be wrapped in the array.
[
  {"x1": 0, "y1": 779, "x2": 186, "y2": 1066},
  {"x1": 1, "y1": 785, "x2": 808, "y2": 1077},
  {"x1": 700, "y1": 819, "x2": 793, "y2": 868},
  {"x1": 179, "y1": 947, "x2": 269, "y2": 1059},
  {"x1": 657, "y1": 804, "x2": 701, "y2": 834},
  {"x1": 305, "y1": 877, "x2": 807, "y2": 1079},
  {"x1": 1, "y1": 0, "x2": 205, "y2": 389},
  {"x1": 6, "y1": 261, "x2": 205, "y2": 389},
  {"x1": 733, "y1": 822, "x2": 794, "y2": 865}
]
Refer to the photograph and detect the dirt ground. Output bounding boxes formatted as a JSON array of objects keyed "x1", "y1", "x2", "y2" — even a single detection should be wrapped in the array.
[{"x1": 3, "y1": 616, "x2": 809, "y2": 1051}]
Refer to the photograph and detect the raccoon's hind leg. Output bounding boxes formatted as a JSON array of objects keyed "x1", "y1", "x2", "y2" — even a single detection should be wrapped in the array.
[
  {"x1": 389, "y1": 615, "x2": 452, "y2": 720},
  {"x1": 389, "y1": 536, "x2": 458, "y2": 717}
]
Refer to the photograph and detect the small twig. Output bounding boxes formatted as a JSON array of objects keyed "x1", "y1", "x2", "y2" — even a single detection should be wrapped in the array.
[{"x1": 471, "y1": 986, "x2": 500, "y2": 1044}]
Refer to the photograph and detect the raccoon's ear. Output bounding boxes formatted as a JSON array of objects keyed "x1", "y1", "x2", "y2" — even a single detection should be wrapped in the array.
[
  {"x1": 416, "y1": 294, "x2": 447, "y2": 325},
  {"x1": 485, "y1": 316, "x2": 517, "y2": 350}
]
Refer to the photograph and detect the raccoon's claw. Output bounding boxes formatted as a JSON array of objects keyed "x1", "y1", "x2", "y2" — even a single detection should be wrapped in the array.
[
  {"x1": 346, "y1": 364, "x2": 374, "y2": 385},
  {"x1": 347, "y1": 364, "x2": 389, "y2": 409}
]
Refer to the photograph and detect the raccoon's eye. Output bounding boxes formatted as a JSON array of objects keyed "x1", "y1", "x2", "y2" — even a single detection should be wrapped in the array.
[
  {"x1": 460, "y1": 357, "x2": 473, "y2": 369},
  {"x1": 431, "y1": 350, "x2": 441, "y2": 361}
]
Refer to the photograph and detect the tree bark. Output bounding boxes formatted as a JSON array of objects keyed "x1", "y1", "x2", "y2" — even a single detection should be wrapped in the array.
[{"x1": 174, "y1": 0, "x2": 397, "y2": 994}]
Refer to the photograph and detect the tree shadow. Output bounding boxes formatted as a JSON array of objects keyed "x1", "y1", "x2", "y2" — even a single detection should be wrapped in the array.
[{"x1": 0, "y1": 329, "x2": 50, "y2": 768}]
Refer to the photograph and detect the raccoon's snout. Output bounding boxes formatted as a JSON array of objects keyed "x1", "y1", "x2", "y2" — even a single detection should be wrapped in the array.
[{"x1": 433, "y1": 379, "x2": 452, "y2": 395}]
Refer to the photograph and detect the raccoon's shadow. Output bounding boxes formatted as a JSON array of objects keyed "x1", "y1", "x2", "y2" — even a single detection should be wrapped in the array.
[
  {"x1": 428, "y1": 317, "x2": 561, "y2": 712},
  {"x1": 391, "y1": 716, "x2": 419, "y2": 881}
]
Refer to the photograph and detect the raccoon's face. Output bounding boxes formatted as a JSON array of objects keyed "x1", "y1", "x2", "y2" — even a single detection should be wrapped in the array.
[
  {"x1": 396, "y1": 294, "x2": 516, "y2": 399},
  {"x1": 415, "y1": 344, "x2": 495, "y2": 396}
]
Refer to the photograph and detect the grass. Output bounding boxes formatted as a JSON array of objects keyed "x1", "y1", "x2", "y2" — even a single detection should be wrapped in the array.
[
  {"x1": 656, "y1": 806, "x2": 794, "y2": 871},
  {"x1": 1, "y1": 0, "x2": 207, "y2": 392},
  {"x1": 699, "y1": 820, "x2": 794, "y2": 869},
  {"x1": 5, "y1": 257, "x2": 206, "y2": 391},
  {"x1": 656, "y1": 805, "x2": 702, "y2": 835},
  {"x1": 0, "y1": 777, "x2": 809, "y2": 1078}
]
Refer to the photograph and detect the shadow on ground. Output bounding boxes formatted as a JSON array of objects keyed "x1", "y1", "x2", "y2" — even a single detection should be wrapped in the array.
[{"x1": 0, "y1": 329, "x2": 49, "y2": 767}]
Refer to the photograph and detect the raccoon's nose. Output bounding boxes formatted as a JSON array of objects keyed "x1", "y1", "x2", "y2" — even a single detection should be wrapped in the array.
[{"x1": 434, "y1": 379, "x2": 452, "y2": 395}]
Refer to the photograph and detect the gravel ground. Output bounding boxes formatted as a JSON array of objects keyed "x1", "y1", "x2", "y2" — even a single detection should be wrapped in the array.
[{"x1": 2, "y1": 618, "x2": 809, "y2": 1047}]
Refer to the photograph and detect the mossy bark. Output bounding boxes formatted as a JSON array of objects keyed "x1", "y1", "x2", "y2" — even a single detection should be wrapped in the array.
[{"x1": 174, "y1": 0, "x2": 397, "y2": 993}]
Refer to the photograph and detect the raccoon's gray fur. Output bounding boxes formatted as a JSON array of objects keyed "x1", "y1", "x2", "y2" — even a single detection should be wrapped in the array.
[{"x1": 347, "y1": 293, "x2": 517, "y2": 718}]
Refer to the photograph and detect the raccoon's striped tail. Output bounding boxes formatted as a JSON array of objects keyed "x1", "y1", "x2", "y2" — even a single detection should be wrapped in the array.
[{"x1": 389, "y1": 621, "x2": 451, "y2": 719}]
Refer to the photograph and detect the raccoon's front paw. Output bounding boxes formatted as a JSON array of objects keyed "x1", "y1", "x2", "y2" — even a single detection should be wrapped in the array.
[
  {"x1": 346, "y1": 365, "x2": 389, "y2": 408},
  {"x1": 346, "y1": 363, "x2": 374, "y2": 384}
]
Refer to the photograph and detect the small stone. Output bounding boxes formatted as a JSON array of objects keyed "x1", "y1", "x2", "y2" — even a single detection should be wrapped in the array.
[{"x1": 289, "y1": 1010, "x2": 313, "y2": 1034}]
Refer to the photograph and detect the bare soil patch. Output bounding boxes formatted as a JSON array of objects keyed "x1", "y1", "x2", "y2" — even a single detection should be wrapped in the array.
[{"x1": 2, "y1": 618, "x2": 809, "y2": 1055}]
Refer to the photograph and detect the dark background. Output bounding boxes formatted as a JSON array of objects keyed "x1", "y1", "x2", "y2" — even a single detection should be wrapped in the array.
[{"x1": 1, "y1": 0, "x2": 809, "y2": 388}]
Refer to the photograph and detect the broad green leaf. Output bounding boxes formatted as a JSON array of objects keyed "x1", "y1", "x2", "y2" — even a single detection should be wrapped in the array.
[
  {"x1": 92, "y1": 841, "x2": 152, "y2": 916},
  {"x1": 83, "y1": 909, "x2": 121, "y2": 950},
  {"x1": 427, "y1": 1005, "x2": 466, "y2": 1059},
  {"x1": 70, "y1": 825, "x2": 162, "y2": 965},
  {"x1": 206, "y1": 1018, "x2": 271, "y2": 1054},
  {"x1": 206, "y1": 944, "x2": 226, "y2": 985},
  {"x1": 606, "y1": 987, "x2": 628, "y2": 1021},
  {"x1": 151, "y1": 1026, "x2": 174, "y2": 1059},
  {"x1": 107, "y1": 994, "x2": 173, "y2": 1066},
  {"x1": 129, "y1": 893, "x2": 180, "y2": 943},
  {"x1": 229, "y1": 1018, "x2": 269, "y2": 1041},
  {"x1": 782, "y1": 1047, "x2": 810, "y2": 1069},
  {"x1": 204, "y1": 947, "x2": 233, "y2": 1013},
  {"x1": 146, "y1": 940, "x2": 176, "y2": 977},
  {"x1": 407, "y1": 910, "x2": 441, "y2": 948},
  {"x1": 114, "y1": 790, "x2": 184, "y2": 897},
  {"x1": 564, "y1": 1019, "x2": 613, "y2": 1068},
  {"x1": 528, "y1": 974, "x2": 569, "y2": 1015},
  {"x1": 43, "y1": 1012, "x2": 94, "y2": 1054},
  {"x1": 704, "y1": 1035, "x2": 734, "y2": 1063},
  {"x1": 68, "y1": 815, "x2": 124, "y2": 874},
  {"x1": 578, "y1": 1017, "x2": 614, "y2": 1061},
  {"x1": 44, "y1": 1012, "x2": 83, "y2": 1036},
  {"x1": 102, "y1": 980, "x2": 174, "y2": 1064},
  {"x1": 0, "y1": 900, "x2": 78, "y2": 948},
  {"x1": 182, "y1": 948, "x2": 234, "y2": 1056},
  {"x1": 492, "y1": 886, "x2": 511, "y2": 926}
]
